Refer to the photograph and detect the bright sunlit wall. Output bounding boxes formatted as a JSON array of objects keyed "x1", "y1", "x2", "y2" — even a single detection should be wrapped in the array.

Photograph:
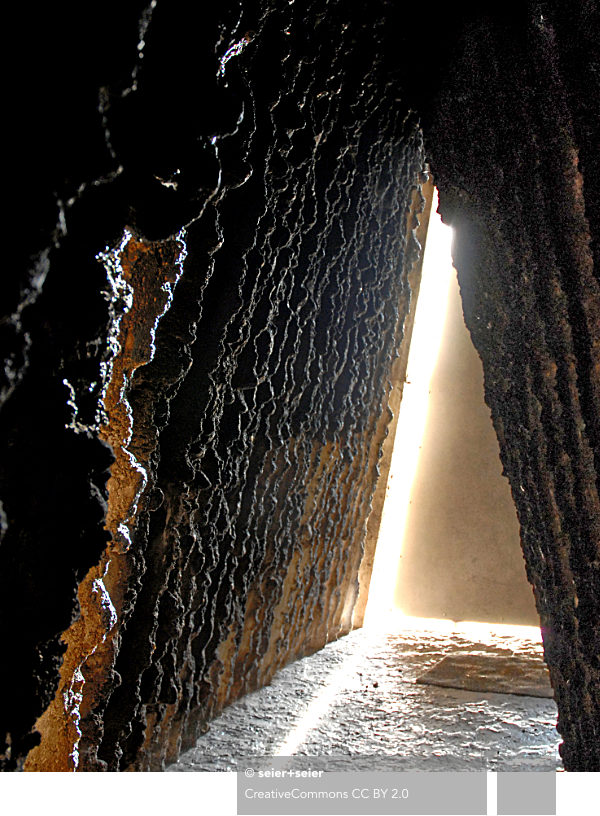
[{"x1": 366, "y1": 190, "x2": 539, "y2": 633}]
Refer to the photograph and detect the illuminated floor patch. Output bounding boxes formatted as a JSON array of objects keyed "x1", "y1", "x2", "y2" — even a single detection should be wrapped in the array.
[{"x1": 168, "y1": 622, "x2": 560, "y2": 773}]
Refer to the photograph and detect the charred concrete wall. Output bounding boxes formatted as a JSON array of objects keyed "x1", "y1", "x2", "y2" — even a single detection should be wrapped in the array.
[
  {"x1": 2, "y1": 0, "x2": 426, "y2": 771},
  {"x1": 425, "y1": 2, "x2": 600, "y2": 770},
  {"x1": 1, "y1": 0, "x2": 599, "y2": 773}
]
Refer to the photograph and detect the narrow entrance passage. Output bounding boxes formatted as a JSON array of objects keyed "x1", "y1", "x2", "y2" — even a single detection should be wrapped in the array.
[
  {"x1": 168, "y1": 192, "x2": 560, "y2": 774},
  {"x1": 368, "y1": 191, "x2": 538, "y2": 626}
]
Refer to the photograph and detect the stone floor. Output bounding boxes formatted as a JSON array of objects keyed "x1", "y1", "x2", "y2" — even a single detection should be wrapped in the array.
[{"x1": 168, "y1": 618, "x2": 561, "y2": 772}]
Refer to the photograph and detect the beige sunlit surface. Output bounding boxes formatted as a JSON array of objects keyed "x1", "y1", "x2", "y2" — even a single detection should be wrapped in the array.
[
  {"x1": 366, "y1": 188, "x2": 539, "y2": 629},
  {"x1": 365, "y1": 190, "x2": 454, "y2": 624}
]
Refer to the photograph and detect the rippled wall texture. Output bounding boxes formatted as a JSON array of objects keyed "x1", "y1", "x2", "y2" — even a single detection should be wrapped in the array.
[
  {"x1": 1, "y1": 0, "x2": 599, "y2": 772},
  {"x1": 426, "y1": 6, "x2": 600, "y2": 770},
  {"x1": 2, "y1": 0, "x2": 426, "y2": 771}
]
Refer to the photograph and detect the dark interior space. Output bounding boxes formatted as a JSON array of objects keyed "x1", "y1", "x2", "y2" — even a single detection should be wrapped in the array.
[{"x1": 1, "y1": 0, "x2": 599, "y2": 773}]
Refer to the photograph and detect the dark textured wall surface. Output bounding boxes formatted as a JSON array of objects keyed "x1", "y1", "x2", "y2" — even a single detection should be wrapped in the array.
[
  {"x1": 426, "y1": 2, "x2": 600, "y2": 770},
  {"x1": 2, "y1": 0, "x2": 426, "y2": 771},
  {"x1": 2, "y1": 0, "x2": 599, "y2": 773}
]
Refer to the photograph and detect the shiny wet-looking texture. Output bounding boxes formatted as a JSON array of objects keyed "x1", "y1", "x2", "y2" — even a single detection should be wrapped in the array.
[{"x1": 168, "y1": 621, "x2": 560, "y2": 772}]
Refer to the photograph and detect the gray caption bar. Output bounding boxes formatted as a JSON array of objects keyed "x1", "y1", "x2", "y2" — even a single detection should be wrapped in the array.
[{"x1": 237, "y1": 769, "x2": 487, "y2": 815}]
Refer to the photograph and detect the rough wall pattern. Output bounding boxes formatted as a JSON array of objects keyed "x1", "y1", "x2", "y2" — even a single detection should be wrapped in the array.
[
  {"x1": 1, "y1": 1, "x2": 150, "y2": 769},
  {"x1": 3, "y1": 0, "x2": 425, "y2": 771},
  {"x1": 3, "y1": 0, "x2": 600, "y2": 774},
  {"x1": 426, "y1": 2, "x2": 600, "y2": 770}
]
